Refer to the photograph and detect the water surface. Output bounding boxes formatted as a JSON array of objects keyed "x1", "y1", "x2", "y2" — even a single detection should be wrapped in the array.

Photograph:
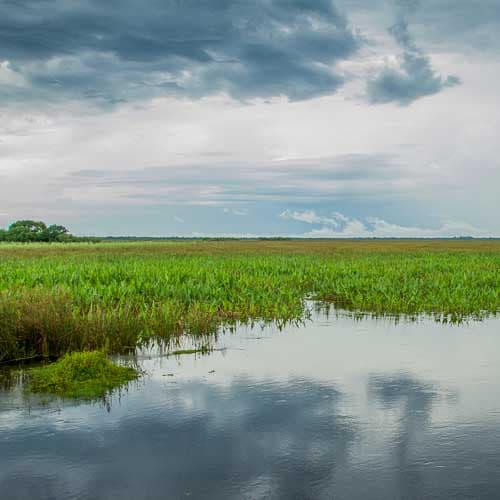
[{"x1": 1, "y1": 309, "x2": 500, "y2": 499}]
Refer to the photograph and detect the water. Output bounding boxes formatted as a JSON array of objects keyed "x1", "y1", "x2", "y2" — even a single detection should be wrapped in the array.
[{"x1": 1, "y1": 309, "x2": 500, "y2": 499}]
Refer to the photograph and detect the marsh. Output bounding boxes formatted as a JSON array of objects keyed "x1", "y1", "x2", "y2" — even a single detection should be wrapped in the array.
[{"x1": 2, "y1": 308, "x2": 500, "y2": 499}]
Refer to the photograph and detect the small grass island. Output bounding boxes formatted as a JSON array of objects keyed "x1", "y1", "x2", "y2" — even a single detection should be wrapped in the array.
[{"x1": 28, "y1": 351, "x2": 139, "y2": 399}]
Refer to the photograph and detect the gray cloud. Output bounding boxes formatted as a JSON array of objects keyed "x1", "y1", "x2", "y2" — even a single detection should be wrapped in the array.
[
  {"x1": 367, "y1": 0, "x2": 460, "y2": 105},
  {"x1": 0, "y1": 0, "x2": 361, "y2": 105},
  {"x1": 0, "y1": 152, "x2": 452, "y2": 228},
  {"x1": 339, "y1": 0, "x2": 500, "y2": 52},
  {"x1": 407, "y1": 0, "x2": 500, "y2": 53},
  {"x1": 60, "y1": 153, "x2": 435, "y2": 206}
]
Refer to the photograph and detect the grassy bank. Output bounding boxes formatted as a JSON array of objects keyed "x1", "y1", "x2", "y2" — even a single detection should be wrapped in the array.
[{"x1": 0, "y1": 240, "x2": 499, "y2": 362}]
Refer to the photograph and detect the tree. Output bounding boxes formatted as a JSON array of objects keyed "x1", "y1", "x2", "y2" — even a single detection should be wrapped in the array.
[
  {"x1": 0, "y1": 220, "x2": 85, "y2": 243},
  {"x1": 6, "y1": 220, "x2": 47, "y2": 242},
  {"x1": 43, "y1": 224, "x2": 69, "y2": 242}
]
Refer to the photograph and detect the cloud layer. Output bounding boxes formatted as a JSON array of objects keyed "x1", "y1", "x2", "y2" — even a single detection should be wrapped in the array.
[
  {"x1": 0, "y1": 0, "x2": 361, "y2": 105},
  {"x1": 0, "y1": 1, "x2": 498, "y2": 236},
  {"x1": 0, "y1": 0, "x2": 467, "y2": 107}
]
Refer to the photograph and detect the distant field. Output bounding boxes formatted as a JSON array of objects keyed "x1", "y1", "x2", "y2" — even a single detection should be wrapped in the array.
[
  {"x1": 1, "y1": 240, "x2": 499, "y2": 363},
  {"x1": 1, "y1": 238, "x2": 500, "y2": 257}
]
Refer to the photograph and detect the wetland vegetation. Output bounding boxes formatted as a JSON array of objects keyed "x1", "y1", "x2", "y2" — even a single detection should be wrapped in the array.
[
  {"x1": 27, "y1": 351, "x2": 138, "y2": 399},
  {"x1": 0, "y1": 240, "x2": 499, "y2": 365}
]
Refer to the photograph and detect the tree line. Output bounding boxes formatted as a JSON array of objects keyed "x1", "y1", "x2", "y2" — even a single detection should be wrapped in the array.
[{"x1": 0, "y1": 220, "x2": 97, "y2": 242}]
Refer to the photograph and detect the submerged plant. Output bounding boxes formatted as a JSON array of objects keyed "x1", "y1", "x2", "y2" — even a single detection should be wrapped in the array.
[
  {"x1": 27, "y1": 351, "x2": 139, "y2": 399},
  {"x1": 168, "y1": 345, "x2": 212, "y2": 356}
]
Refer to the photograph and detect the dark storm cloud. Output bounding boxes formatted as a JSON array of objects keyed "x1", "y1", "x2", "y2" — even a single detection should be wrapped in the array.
[
  {"x1": 367, "y1": 0, "x2": 460, "y2": 105},
  {"x1": 0, "y1": 0, "x2": 361, "y2": 105}
]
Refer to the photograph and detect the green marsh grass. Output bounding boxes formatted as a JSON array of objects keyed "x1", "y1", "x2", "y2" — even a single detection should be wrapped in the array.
[
  {"x1": 27, "y1": 351, "x2": 138, "y2": 399},
  {"x1": 0, "y1": 240, "x2": 499, "y2": 362}
]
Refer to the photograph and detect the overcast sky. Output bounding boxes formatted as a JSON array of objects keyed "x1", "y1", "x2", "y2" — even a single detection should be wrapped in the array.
[{"x1": 1, "y1": 0, "x2": 498, "y2": 237}]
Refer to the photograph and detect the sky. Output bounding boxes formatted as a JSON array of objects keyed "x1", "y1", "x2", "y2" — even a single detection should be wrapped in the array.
[{"x1": 0, "y1": 0, "x2": 499, "y2": 237}]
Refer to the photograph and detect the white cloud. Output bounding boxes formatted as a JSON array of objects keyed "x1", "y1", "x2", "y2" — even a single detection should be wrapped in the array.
[
  {"x1": 280, "y1": 209, "x2": 490, "y2": 238},
  {"x1": 280, "y1": 209, "x2": 341, "y2": 227},
  {"x1": 233, "y1": 209, "x2": 248, "y2": 216},
  {"x1": 223, "y1": 208, "x2": 249, "y2": 216}
]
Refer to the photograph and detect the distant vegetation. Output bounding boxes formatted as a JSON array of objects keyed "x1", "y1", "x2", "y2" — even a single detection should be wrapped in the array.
[
  {"x1": 0, "y1": 220, "x2": 100, "y2": 243},
  {"x1": 0, "y1": 240, "x2": 499, "y2": 364}
]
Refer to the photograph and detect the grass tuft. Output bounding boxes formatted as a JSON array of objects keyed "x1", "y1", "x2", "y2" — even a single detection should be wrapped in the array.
[{"x1": 27, "y1": 351, "x2": 138, "y2": 399}]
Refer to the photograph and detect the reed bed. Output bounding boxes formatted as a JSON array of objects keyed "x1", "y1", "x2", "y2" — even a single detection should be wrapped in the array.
[{"x1": 0, "y1": 240, "x2": 499, "y2": 362}]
